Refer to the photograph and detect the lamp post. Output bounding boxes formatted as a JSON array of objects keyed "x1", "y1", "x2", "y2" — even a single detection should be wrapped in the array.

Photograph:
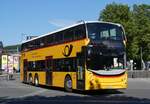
[
  {"x1": 141, "y1": 47, "x2": 142, "y2": 70},
  {"x1": 141, "y1": 47, "x2": 145, "y2": 70},
  {"x1": 21, "y1": 33, "x2": 27, "y2": 42}
]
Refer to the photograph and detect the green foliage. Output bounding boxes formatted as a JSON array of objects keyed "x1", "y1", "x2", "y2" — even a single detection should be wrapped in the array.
[
  {"x1": 99, "y1": 2, "x2": 130, "y2": 24},
  {"x1": 99, "y1": 3, "x2": 150, "y2": 61}
]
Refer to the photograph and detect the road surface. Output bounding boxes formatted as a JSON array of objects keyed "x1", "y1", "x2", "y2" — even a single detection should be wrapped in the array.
[{"x1": 0, "y1": 76, "x2": 150, "y2": 104}]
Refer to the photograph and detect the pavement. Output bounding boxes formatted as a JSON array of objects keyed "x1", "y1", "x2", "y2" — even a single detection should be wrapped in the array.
[{"x1": 0, "y1": 75, "x2": 150, "y2": 104}]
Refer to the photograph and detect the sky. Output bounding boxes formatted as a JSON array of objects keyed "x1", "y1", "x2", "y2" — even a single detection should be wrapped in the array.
[{"x1": 0, "y1": 0, "x2": 150, "y2": 46}]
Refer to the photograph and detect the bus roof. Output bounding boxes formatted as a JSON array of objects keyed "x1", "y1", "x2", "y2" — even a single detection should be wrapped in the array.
[{"x1": 21, "y1": 21, "x2": 122, "y2": 44}]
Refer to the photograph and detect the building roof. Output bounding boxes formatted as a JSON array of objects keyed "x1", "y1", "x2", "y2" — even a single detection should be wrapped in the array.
[{"x1": 4, "y1": 44, "x2": 21, "y2": 54}]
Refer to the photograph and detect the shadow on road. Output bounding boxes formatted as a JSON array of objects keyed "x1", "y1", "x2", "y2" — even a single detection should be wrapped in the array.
[
  {"x1": 34, "y1": 84, "x2": 124, "y2": 95},
  {"x1": 0, "y1": 90, "x2": 150, "y2": 104}
]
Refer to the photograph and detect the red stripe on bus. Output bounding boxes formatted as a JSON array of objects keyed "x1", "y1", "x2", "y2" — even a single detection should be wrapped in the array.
[{"x1": 93, "y1": 72, "x2": 125, "y2": 78}]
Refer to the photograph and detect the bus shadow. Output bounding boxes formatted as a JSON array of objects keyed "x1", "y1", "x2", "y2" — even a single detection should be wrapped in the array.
[
  {"x1": 0, "y1": 94, "x2": 150, "y2": 104},
  {"x1": 21, "y1": 81, "x2": 123, "y2": 96},
  {"x1": 13, "y1": 83, "x2": 150, "y2": 104},
  {"x1": 36, "y1": 84, "x2": 123, "y2": 96},
  {"x1": 74, "y1": 89, "x2": 123, "y2": 95}
]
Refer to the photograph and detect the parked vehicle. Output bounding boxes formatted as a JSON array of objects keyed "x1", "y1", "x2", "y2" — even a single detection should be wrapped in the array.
[{"x1": 146, "y1": 61, "x2": 150, "y2": 70}]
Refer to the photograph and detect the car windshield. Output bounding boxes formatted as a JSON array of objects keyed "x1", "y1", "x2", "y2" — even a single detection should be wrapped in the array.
[{"x1": 87, "y1": 23, "x2": 124, "y2": 41}]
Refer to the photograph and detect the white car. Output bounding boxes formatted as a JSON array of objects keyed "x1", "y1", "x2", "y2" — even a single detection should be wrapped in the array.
[{"x1": 146, "y1": 61, "x2": 150, "y2": 70}]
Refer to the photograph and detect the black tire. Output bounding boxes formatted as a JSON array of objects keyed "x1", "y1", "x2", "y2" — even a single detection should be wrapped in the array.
[
  {"x1": 28, "y1": 74, "x2": 33, "y2": 84},
  {"x1": 64, "y1": 76, "x2": 72, "y2": 92},
  {"x1": 34, "y1": 75, "x2": 39, "y2": 87}
]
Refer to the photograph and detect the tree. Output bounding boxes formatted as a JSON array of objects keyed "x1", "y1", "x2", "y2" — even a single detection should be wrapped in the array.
[
  {"x1": 132, "y1": 4, "x2": 150, "y2": 61},
  {"x1": 99, "y1": 3, "x2": 150, "y2": 62},
  {"x1": 99, "y1": 2, "x2": 130, "y2": 25}
]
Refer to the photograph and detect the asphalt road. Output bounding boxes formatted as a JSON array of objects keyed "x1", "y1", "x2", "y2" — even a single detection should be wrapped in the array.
[{"x1": 0, "y1": 76, "x2": 150, "y2": 104}]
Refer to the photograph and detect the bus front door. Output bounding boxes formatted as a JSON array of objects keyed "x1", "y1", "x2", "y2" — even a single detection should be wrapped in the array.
[
  {"x1": 77, "y1": 55, "x2": 85, "y2": 90},
  {"x1": 45, "y1": 56, "x2": 53, "y2": 86}
]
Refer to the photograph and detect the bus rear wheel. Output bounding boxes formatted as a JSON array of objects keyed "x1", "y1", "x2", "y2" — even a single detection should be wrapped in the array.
[
  {"x1": 28, "y1": 75, "x2": 33, "y2": 84},
  {"x1": 64, "y1": 76, "x2": 72, "y2": 92},
  {"x1": 34, "y1": 75, "x2": 39, "y2": 86}
]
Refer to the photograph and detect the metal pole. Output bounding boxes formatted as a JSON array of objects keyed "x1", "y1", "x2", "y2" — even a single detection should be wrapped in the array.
[
  {"x1": 21, "y1": 33, "x2": 27, "y2": 42},
  {"x1": 141, "y1": 47, "x2": 145, "y2": 70}
]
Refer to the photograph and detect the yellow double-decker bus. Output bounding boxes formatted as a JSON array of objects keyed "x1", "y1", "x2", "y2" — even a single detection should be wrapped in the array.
[{"x1": 20, "y1": 21, "x2": 127, "y2": 91}]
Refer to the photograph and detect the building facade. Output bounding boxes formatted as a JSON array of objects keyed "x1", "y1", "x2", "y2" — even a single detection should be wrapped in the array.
[{"x1": 1, "y1": 44, "x2": 20, "y2": 72}]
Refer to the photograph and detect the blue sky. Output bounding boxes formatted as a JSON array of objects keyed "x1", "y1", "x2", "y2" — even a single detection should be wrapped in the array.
[{"x1": 0, "y1": 0, "x2": 150, "y2": 46}]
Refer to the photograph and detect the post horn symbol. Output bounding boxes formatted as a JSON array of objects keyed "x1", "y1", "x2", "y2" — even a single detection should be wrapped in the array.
[{"x1": 62, "y1": 44, "x2": 73, "y2": 57}]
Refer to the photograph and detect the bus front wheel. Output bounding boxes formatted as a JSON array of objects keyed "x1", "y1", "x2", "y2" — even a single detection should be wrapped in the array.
[{"x1": 64, "y1": 75, "x2": 72, "y2": 92}]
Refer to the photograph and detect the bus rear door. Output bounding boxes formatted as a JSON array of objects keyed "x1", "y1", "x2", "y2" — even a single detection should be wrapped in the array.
[{"x1": 45, "y1": 56, "x2": 53, "y2": 86}]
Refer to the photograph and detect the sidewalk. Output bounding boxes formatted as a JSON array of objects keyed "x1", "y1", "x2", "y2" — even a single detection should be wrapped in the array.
[
  {"x1": 0, "y1": 73, "x2": 20, "y2": 80},
  {"x1": 129, "y1": 78, "x2": 150, "y2": 80}
]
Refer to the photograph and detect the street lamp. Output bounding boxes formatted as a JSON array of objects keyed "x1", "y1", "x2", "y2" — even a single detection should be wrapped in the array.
[
  {"x1": 141, "y1": 47, "x2": 145, "y2": 70},
  {"x1": 21, "y1": 33, "x2": 27, "y2": 42}
]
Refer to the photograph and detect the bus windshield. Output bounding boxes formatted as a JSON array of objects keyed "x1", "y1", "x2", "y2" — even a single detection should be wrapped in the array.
[
  {"x1": 87, "y1": 23, "x2": 124, "y2": 41},
  {"x1": 86, "y1": 23, "x2": 126, "y2": 71},
  {"x1": 86, "y1": 55, "x2": 125, "y2": 70}
]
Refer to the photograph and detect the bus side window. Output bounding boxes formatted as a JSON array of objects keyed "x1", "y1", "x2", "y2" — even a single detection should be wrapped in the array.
[
  {"x1": 54, "y1": 59, "x2": 62, "y2": 71},
  {"x1": 36, "y1": 60, "x2": 45, "y2": 70},
  {"x1": 40, "y1": 38, "x2": 45, "y2": 47},
  {"x1": 63, "y1": 58, "x2": 76, "y2": 71},
  {"x1": 64, "y1": 29, "x2": 74, "y2": 42},
  {"x1": 33, "y1": 39, "x2": 40, "y2": 49},
  {"x1": 64, "y1": 59, "x2": 70, "y2": 71},
  {"x1": 23, "y1": 59, "x2": 28, "y2": 70},
  {"x1": 27, "y1": 60, "x2": 45, "y2": 71},
  {"x1": 74, "y1": 25, "x2": 86, "y2": 40},
  {"x1": 55, "y1": 32, "x2": 63, "y2": 44},
  {"x1": 28, "y1": 61, "x2": 33, "y2": 71},
  {"x1": 46, "y1": 59, "x2": 53, "y2": 71},
  {"x1": 21, "y1": 44, "x2": 25, "y2": 51},
  {"x1": 24, "y1": 43, "x2": 29, "y2": 51},
  {"x1": 53, "y1": 58, "x2": 75, "y2": 72},
  {"x1": 46, "y1": 34, "x2": 55, "y2": 45}
]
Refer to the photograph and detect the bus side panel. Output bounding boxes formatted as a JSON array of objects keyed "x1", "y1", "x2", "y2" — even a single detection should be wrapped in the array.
[
  {"x1": 23, "y1": 39, "x2": 89, "y2": 61},
  {"x1": 20, "y1": 56, "x2": 24, "y2": 81},
  {"x1": 71, "y1": 72, "x2": 77, "y2": 89},
  {"x1": 21, "y1": 39, "x2": 90, "y2": 89},
  {"x1": 36, "y1": 72, "x2": 46, "y2": 85},
  {"x1": 52, "y1": 72, "x2": 66, "y2": 87},
  {"x1": 20, "y1": 56, "x2": 28, "y2": 83},
  {"x1": 52, "y1": 72, "x2": 77, "y2": 89},
  {"x1": 27, "y1": 71, "x2": 46, "y2": 85}
]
